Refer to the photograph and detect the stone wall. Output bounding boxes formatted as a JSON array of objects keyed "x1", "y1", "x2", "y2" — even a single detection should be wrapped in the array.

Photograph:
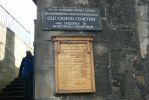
[
  {"x1": 0, "y1": 23, "x2": 32, "y2": 91},
  {"x1": 34, "y1": 0, "x2": 149, "y2": 100},
  {"x1": 135, "y1": 0, "x2": 149, "y2": 99}
]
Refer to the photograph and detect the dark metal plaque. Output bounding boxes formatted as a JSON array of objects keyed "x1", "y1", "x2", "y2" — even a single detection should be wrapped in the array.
[
  {"x1": 52, "y1": 36, "x2": 96, "y2": 93},
  {"x1": 42, "y1": 8, "x2": 101, "y2": 31}
]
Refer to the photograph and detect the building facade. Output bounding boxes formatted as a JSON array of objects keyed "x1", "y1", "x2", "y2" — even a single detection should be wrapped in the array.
[{"x1": 33, "y1": 0, "x2": 149, "y2": 100}]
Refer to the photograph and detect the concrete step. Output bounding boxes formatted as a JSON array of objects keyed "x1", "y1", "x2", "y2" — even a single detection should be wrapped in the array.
[
  {"x1": 14, "y1": 77, "x2": 25, "y2": 80},
  {"x1": 10, "y1": 80, "x2": 32, "y2": 85},
  {"x1": 0, "y1": 91, "x2": 25, "y2": 96},
  {"x1": 0, "y1": 96, "x2": 26, "y2": 100},
  {"x1": 2, "y1": 87, "x2": 25, "y2": 92},
  {"x1": 6, "y1": 84, "x2": 25, "y2": 88},
  {"x1": 7, "y1": 83, "x2": 32, "y2": 87},
  {"x1": 0, "y1": 77, "x2": 33, "y2": 100}
]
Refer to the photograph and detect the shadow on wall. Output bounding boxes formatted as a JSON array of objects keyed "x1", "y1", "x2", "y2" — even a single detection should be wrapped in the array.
[{"x1": 0, "y1": 27, "x2": 19, "y2": 91}]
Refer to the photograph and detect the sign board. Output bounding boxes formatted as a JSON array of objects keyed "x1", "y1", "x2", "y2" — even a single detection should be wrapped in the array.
[
  {"x1": 52, "y1": 36, "x2": 96, "y2": 93},
  {"x1": 42, "y1": 8, "x2": 101, "y2": 31}
]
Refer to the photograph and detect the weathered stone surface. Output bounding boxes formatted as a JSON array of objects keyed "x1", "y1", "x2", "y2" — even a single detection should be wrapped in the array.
[{"x1": 106, "y1": 0, "x2": 136, "y2": 28}]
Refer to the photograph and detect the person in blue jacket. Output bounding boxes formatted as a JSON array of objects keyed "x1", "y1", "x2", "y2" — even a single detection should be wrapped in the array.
[
  {"x1": 19, "y1": 50, "x2": 33, "y2": 79},
  {"x1": 18, "y1": 50, "x2": 33, "y2": 99}
]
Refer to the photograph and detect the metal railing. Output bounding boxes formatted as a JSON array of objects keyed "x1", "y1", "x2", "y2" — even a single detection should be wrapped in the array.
[{"x1": 0, "y1": 4, "x2": 30, "y2": 44}]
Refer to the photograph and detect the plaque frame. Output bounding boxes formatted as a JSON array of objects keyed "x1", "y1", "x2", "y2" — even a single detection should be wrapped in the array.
[{"x1": 52, "y1": 36, "x2": 96, "y2": 94}]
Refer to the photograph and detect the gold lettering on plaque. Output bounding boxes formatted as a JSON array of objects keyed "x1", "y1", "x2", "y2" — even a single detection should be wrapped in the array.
[{"x1": 52, "y1": 36, "x2": 95, "y2": 93}]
